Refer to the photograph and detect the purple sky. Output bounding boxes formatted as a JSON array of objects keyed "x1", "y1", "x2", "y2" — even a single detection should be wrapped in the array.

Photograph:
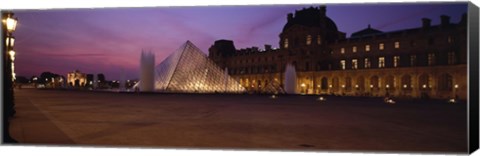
[{"x1": 13, "y1": 3, "x2": 467, "y2": 80}]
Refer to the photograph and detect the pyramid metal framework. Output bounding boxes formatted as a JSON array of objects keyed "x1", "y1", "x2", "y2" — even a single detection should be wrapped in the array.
[{"x1": 153, "y1": 41, "x2": 246, "y2": 93}]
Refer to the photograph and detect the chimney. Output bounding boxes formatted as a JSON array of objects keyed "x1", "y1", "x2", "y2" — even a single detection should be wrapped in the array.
[
  {"x1": 287, "y1": 13, "x2": 293, "y2": 22},
  {"x1": 441, "y1": 15, "x2": 450, "y2": 26},
  {"x1": 264, "y1": 44, "x2": 272, "y2": 51},
  {"x1": 422, "y1": 18, "x2": 431, "y2": 29},
  {"x1": 319, "y1": 5, "x2": 326, "y2": 17}
]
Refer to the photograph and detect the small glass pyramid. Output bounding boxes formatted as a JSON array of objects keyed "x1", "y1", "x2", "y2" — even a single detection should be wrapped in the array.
[{"x1": 154, "y1": 41, "x2": 246, "y2": 93}]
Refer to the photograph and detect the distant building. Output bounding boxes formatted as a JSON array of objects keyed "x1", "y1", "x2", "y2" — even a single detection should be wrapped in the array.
[
  {"x1": 209, "y1": 6, "x2": 467, "y2": 100},
  {"x1": 67, "y1": 70, "x2": 87, "y2": 87}
]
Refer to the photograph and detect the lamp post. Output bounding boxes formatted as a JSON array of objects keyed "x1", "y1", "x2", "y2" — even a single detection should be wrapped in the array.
[{"x1": 2, "y1": 11, "x2": 18, "y2": 143}]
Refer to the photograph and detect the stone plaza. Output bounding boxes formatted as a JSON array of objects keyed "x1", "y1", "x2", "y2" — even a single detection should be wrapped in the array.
[{"x1": 9, "y1": 89, "x2": 467, "y2": 153}]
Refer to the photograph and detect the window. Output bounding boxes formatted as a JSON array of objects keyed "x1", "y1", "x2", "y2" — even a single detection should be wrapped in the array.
[
  {"x1": 365, "y1": 45, "x2": 370, "y2": 52},
  {"x1": 352, "y1": 46, "x2": 357, "y2": 53},
  {"x1": 379, "y1": 43, "x2": 384, "y2": 50},
  {"x1": 306, "y1": 35, "x2": 312, "y2": 45},
  {"x1": 394, "y1": 41, "x2": 400, "y2": 49},
  {"x1": 378, "y1": 57, "x2": 385, "y2": 68},
  {"x1": 364, "y1": 58, "x2": 371, "y2": 69},
  {"x1": 410, "y1": 55, "x2": 417, "y2": 66},
  {"x1": 317, "y1": 35, "x2": 321, "y2": 45},
  {"x1": 284, "y1": 38, "x2": 289, "y2": 48},
  {"x1": 340, "y1": 60, "x2": 346, "y2": 70},
  {"x1": 340, "y1": 48, "x2": 345, "y2": 54},
  {"x1": 448, "y1": 52, "x2": 456, "y2": 65},
  {"x1": 428, "y1": 53, "x2": 435, "y2": 65},
  {"x1": 393, "y1": 56, "x2": 400, "y2": 67},
  {"x1": 352, "y1": 59, "x2": 358, "y2": 69}
]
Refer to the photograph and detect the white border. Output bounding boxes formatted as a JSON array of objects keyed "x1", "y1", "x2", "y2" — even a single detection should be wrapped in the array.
[{"x1": 1, "y1": 0, "x2": 478, "y2": 156}]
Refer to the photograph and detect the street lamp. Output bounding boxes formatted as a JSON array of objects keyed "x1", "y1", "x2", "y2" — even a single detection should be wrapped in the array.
[
  {"x1": 2, "y1": 11, "x2": 18, "y2": 143},
  {"x1": 4, "y1": 14, "x2": 18, "y2": 32},
  {"x1": 6, "y1": 36, "x2": 14, "y2": 47}
]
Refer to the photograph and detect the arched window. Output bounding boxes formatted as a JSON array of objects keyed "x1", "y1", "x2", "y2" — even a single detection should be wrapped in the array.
[
  {"x1": 321, "y1": 77, "x2": 328, "y2": 90},
  {"x1": 401, "y1": 75, "x2": 412, "y2": 90},
  {"x1": 345, "y1": 77, "x2": 352, "y2": 91},
  {"x1": 306, "y1": 35, "x2": 312, "y2": 45},
  {"x1": 356, "y1": 76, "x2": 365, "y2": 91},
  {"x1": 284, "y1": 38, "x2": 289, "y2": 48},
  {"x1": 418, "y1": 74, "x2": 431, "y2": 89},
  {"x1": 438, "y1": 73, "x2": 453, "y2": 91}
]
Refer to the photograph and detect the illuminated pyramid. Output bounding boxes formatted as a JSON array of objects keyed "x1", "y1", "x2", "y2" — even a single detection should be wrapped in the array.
[{"x1": 154, "y1": 41, "x2": 246, "y2": 93}]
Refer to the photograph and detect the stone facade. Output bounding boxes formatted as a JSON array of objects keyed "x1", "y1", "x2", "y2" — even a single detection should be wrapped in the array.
[{"x1": 208, "y1": 6, "x2": 467, "y2": 100}]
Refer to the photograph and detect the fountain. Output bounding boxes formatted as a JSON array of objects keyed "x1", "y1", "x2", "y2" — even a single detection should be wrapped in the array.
[
  {"x1": 93, "y1": 74, "x2": 98, "y2": 90},
  {"x1": 284, "y1": 63, "x2": 297, "y2": 94},
  {"x1": 140, "y1": 50, "x2": 155, "y2": 92},
  {"x1": 119, "y1": 69, "x2": 126, "y2": 92}
]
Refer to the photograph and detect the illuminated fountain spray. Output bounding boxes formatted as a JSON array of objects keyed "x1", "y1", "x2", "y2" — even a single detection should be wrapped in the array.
[
  {"x1": 140, "y1": 50, "x2": 155, "y2": 92},
  {"x1": 93, "y1": 74, "x2": 98, "y2": 90},
  {"x1": 284, "y1": 63, "x2": 297, "y2": 94},
  {"x1": 119, "y1": 69, "x2": 126, "y2": 92}
]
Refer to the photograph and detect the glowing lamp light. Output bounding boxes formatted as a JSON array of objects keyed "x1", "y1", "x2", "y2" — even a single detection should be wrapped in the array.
[
  {"x1": 317, "y1": 96, "x2": 326, "y2": 101},
  {"x1": 386, "y1": 84, "x2": 390, "y2": 88},
  {"x1": 301, "y1": 83, "x2": 306, "y2": 87},
  {"x1": 403, "y1": 84, "x2": 407, "y2": 88},
  {"x1": 355, "y1": 85, "x2": 359, "y2": 88},
  {"x1": 9, "y1": 50, "x2": 15, "y2": 61},
  {"x1": 341, "y1": 85, "x2": 345, "y2": 88},
  {"x1": 317, "y1": 85, "x2": 320, "y2": 88},
  {"x1": 6, "y1": 36, "x2": 14, "y2": 47},
  {"x1": 4, "y1": 15, "x2": 18, "y2": 32},
  {"x1": 448, "y1": 98, "x2": 456, "y2": 104},
  {"x1": 370, "y1": 84, "x2": 373, "y2": 88},
  {"x1": 422, "y1": 84, "x2": 427, "y2": 88},
  {"x1": 454, "y1": 84, "x2": 459, "y2": 89},
  {"x1": 329, "y1": 85, "x2": 332, "y2": 88},
  {"x1": 270, "y1": 94, "x2": 277, "y2": 99}
]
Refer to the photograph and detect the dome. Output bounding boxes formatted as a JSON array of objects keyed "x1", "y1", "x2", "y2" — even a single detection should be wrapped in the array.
[{"x1": 282, "y1": 6, "x2": 340, "y2": 41}]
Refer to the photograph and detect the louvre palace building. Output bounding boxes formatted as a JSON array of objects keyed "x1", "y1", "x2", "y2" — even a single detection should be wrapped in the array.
[{"x1": 208, "y1": 6, "x2": 467, "y2": 100}]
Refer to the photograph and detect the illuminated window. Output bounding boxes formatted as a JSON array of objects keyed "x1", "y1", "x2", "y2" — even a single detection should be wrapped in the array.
[
  {"x1": 340, "y1": 48, "x2": 345, "y2": 54},
  {"x1": 410, "y1": 55, "x2": 416, "y2": 66},
  {"x1": 306, "y1": 35, "x2": 312, "y2": 45},
  {"x1": 428, "y1": 53, "x2": 435, "y2": 65},
  {"x1": 317, "y1": 35, "x2": 321, "y2": 45},
  {"x1": 448, "y1": 52, "x2": 456, "y2": 65},
  {"x1": 284, "y1": 38, "x2": 289, "y2": 48},
  {"x1": 393, "y1": 56, "x2": 400, "y2": 67},
  {"x1": 394, "y1": 41, "x2": 400, "y2": 49},
  {"x1": 365, "y1": 45, "x2": 370, "y2": 52},
  {"x1": 379, "y1": 43, "x2": 384, "y2": 50},
  {"x1": 340, "y1": 60, "x2": 346, "y2": 70},
  {"x1": 364, "y1": 58, "x2": 371, "y2": 69},
  {"x1": 352, "y1": 59, "x2": 358, "y2": 69},
  {"x1": 352, "y1": 46, "x2": 357, "y2": 53},
  {"x1": 378, "y1": 57, "x2": 385, "y2": 68}
]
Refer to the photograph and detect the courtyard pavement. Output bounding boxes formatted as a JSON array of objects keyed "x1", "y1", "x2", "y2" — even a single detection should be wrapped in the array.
[{"x1": 8, "y1": 89, "x2": 468, "y2": 153}]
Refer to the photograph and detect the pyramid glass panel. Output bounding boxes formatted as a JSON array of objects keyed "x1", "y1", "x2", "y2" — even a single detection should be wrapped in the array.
[{"x1": 153, "y1": 41, "x2": 245, "y2": 93}]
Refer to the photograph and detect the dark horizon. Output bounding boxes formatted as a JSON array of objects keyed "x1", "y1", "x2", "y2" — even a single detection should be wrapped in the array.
[{"x1": 12, "y1": 2, "x2": 467, "y2": 80}]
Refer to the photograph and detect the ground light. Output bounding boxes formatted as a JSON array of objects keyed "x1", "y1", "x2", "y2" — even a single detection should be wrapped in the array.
[
  {"x1": 448, "y1": 98, "x2": 457, "y2": 104},
  {"x1": 317, "y1": 96, "x2": 326, "y2": 101},
  {"x1": 270, "y1": 94, "x2": 277, "y2": 99}
]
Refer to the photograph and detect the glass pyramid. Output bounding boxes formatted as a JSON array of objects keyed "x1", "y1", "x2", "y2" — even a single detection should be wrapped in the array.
[{"x1": 153, "y1": 41, "x2": 246, "y2": 93}]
